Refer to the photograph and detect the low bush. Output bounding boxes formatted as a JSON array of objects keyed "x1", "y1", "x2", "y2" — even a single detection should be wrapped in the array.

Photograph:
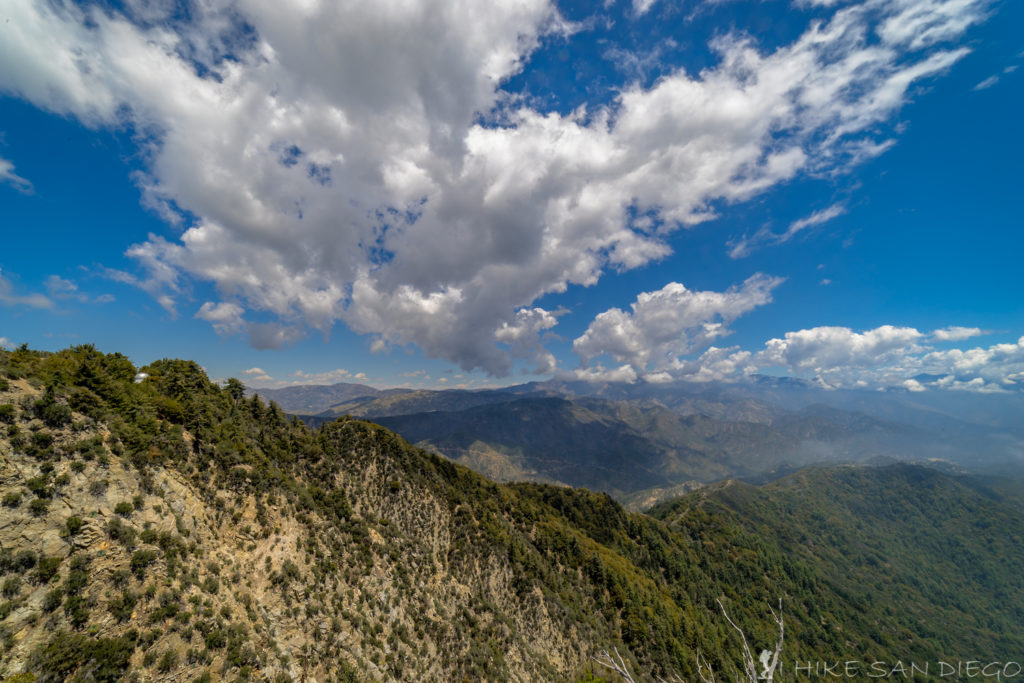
[
  {"x1": 29, "y1": 497, "x2": 50, "y2": 516},
  {"x1": 2, "y1": 576, "x2": 22, "y2": 598},
  {"x1": 29, "y1": 631, "x2": 135, "y2": 681},
  {"x1": 65, "y1": 515, "x2": 84, "y2": 536},
  {"x1": 35, "y1": 556, "x2": 62, "y2": 584},
  {"x1": 131, "y1": 549, "x2": 159, "y2": 579}
]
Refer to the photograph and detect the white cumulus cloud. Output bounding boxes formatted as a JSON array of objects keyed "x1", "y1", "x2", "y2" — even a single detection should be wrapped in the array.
[
  {"x1": 0, "y1": 0, "x2": 992, "y2": 374},
  {"x1": 573, "y1": 273, "x2": 783, "y2": 379},
  {"x1": 930, "y1": 326, "x2": 986, "y2": 341},
  {"x1": 195, "y1": 301, "x2": 246, "y2": 336},
  {"x1": 748, "y1": 325, "x2": 1024, "y2": 391}
]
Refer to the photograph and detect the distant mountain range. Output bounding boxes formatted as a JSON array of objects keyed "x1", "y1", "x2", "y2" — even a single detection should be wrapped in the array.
[{"x1": 251, "y1": 376, "x2": 1024, "y2": 506}]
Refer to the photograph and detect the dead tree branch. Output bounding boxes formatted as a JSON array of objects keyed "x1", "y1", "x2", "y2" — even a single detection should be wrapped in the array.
[{"x1": 593, "y1": 647, "x2": 637, "y2": 683}]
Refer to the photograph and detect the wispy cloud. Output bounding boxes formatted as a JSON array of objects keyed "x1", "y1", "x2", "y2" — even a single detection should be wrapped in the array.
[
  {"x1": 0, "y1": 156, "x2": 32, "y2": 194},
  {"x1": 632, "y1": 0, "x2": 659, "y2": 15},
  {"x1": 973, "y1": 63, "x2": 1020, "y2": 91},
  {"x1": 973, "y1": 75, "x2": 999, "y2": 90},
  {"x1": 0, "y1": 269, "x2": 52, "y2": 309},
  {"x1": 44, "y1": 275, "x2": 114, "y2": 305},
  {"x1": 729, "y1": 204, "x2": 846, "y2": 259}
]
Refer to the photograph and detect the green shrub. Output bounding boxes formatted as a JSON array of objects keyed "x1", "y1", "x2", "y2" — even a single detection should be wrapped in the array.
[
  {"x1": 34, "y1": 556, "x2": 62, "y2": 584},
  {"x1": 0, "y1": 403, "x2": 15, "y2": 423},
  {"x1": 65, "y1": 555, "x2": 90, "y2": 595},
  {"x1": 88, "y1": 478, "x2": 109, "y2": 496},
  {"x1": 114, "y1": 501, "x2": 134, "y2": 516},
  {"x1": 203, "y1": 627, "x2": 226, "y2": 650},
  {"x1": 74, "y1": 435, "x2": 105, "y2": 460},
  {"x1": 108, "y1": 590, "x2": 137, "y2": 622},
  {"x1": 43, "y1": 587, "x2": 64, "y2": 612},
  {"x1": 68, "y1": 386, "x2": 104, "y2": 420},
  {"x1": 2, "y1": 491, "x2": 22, "y2": 508},
  {"x1": 138, "y1": 628, "x2": 161, "y2": 649},
  {"x1": 1, "y1": 576, "x2": 21, "y2": 598},
  {"x1": 29, "y1": 631, "x2": 134, "y2": 681},
  {"x1": 34, "y1": 397, "x2": 72, "y2": 428},
  {"x1": 29, "y1": 497, "x2": 50, "y2": 516},
  {"x1": 147, "y1": 593, "x2": 181, "y2": 624},
  {"x1": 131, "y1": 549, "x2": 159, "y2": 579},
  {"x1": 25, "y1": 476, "x2": 51, "y2": 498},
  {"x1": 64, "y1": 594, "x2": 90, "y2": 627},
  {"x1": 107, "y1": 518, "x2": 137, "y2": 547},
  {"x1": 157, "y1": 649, "x2": 179, "y2": 673},
  {"x1": 11, "y1": 550, "x2": 37, "y2": 572},
  {"x1": 0, "y1": 378, "x2": 10, "y2": 391},
  {"x1": 65, "y1": 515, "x2": 84, "y2": 536}
]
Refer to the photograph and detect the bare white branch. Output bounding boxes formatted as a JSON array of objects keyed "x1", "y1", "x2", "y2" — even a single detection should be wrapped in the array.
[
  {"x1": 696, "y1": 649, "x2": 718, "y2": 683},
  {"x1": 717, "y1": 598, "x2": 761, "y2": 681},
  {"x1": 592, "y1": 598, "x2": 783, "y2": 683},
  {"x1": 593, "y1": 647, "x2": 638, "y2": 683},
  {"x1": 761, "y1": 598, "x2": 785, "y2": 683}
]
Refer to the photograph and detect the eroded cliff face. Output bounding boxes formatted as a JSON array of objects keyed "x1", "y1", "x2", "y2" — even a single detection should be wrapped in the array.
[{"x1": 0, "y1": 372, "x2": 640, "y2": 682}]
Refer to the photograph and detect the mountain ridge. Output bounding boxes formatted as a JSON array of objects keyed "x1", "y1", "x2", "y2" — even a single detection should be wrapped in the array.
[{"x1": 3, "y1": 345, "x2": 1023, "y2": 681}]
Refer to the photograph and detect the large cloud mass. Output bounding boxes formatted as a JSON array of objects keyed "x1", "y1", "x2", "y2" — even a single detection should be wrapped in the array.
[
  {"x1": 0, "y1": 0, "x2": 991, "y2": 372},
  {"x1": 573, "y1": 273, "x2": 782, "y2": 376},
  {"x1": 755, "y1": 327, "x2": 1024, "y2": 393}
]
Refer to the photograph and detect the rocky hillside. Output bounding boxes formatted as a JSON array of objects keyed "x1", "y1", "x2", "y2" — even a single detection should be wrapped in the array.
[
  {"x1": 2, "y1": 345, "x2": 1023, "y2": 681},
  {"x1": 0, "y1": 348, "x2": 650, "y2": 681}
]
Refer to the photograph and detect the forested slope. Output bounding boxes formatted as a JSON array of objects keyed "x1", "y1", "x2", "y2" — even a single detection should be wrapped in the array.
[{"x1": 1, "y1": 345, "x2": 1021, "y2": 681}]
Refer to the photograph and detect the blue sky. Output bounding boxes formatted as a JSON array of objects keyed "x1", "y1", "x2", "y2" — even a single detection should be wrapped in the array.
[{"x1": 1, "y1": 0, "x2": 1022, "y2": 392}]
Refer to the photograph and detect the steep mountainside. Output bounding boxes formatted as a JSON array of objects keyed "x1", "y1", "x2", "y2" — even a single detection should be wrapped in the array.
[
  {"x1": 1, "y1": 345, "x2": 1022, "y2": 681},
  {"x1": 651, "y1": 464, "x2": 1024, "y2": 660}
]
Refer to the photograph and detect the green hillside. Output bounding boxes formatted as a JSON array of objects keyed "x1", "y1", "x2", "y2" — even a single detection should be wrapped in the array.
[
  {"x1": 652, "y1": 465, "x2": 1024, "y2": 661},
  {"x1": 1, "y1": 345, "x2": 1022, "y2": 681}
]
